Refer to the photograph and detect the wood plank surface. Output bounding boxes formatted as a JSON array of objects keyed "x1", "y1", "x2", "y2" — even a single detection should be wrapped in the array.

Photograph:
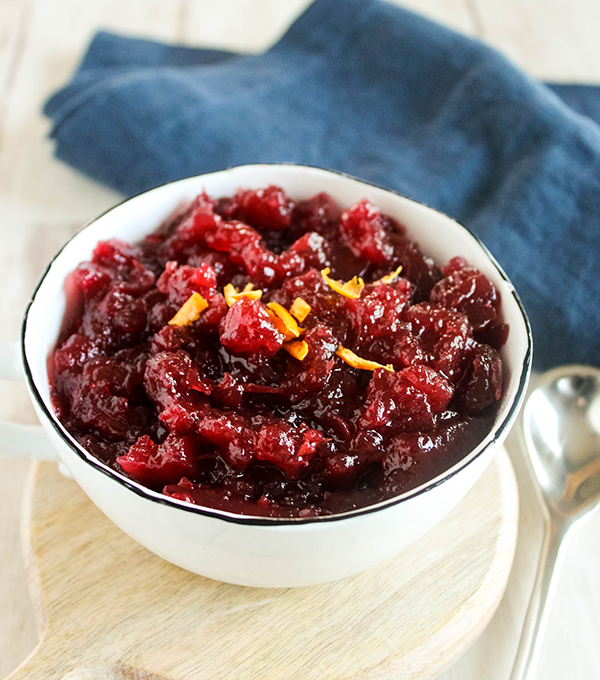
[
  {"x1": 472, "y1": 0, "x2": 600, "y2": 82},
  {"x1": 1, "y1": 1, "x2": 599, "y2": 679}
]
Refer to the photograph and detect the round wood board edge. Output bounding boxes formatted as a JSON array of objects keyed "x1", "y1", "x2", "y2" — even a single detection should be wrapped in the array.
[{"x1": 9, "y1": 447, "x2": 518, "y2": 680}]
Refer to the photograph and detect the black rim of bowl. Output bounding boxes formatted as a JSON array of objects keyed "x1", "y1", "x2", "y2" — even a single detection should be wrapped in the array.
[{"x1": 21, "y1": 163, "x2": 533, "y2": 526}]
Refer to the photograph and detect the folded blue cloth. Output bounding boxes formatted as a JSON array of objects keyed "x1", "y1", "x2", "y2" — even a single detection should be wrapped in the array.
[{"x1": 44, "y1": 0, "x2": 600, "y2": 371}]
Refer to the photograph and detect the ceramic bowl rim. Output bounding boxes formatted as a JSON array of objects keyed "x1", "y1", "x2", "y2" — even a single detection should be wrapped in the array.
[{"x1": 21, "y1": 163, "x2": 533, "y2": 526}]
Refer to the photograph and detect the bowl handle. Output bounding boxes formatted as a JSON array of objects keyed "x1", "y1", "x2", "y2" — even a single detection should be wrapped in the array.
[{"x1": 0, "y1": 341, "x2": 59, "y2": 461}]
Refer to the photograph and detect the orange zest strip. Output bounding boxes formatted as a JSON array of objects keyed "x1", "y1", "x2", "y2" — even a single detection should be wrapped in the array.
[
  {"x1": 168, "y1": 292, "x2": 209, "y2": 326},
  {"x1": 335, "y1": 345, "x2": 394, "y2": 372},
  {"x1": 266, "y1": 301, "x2": 302, "y2": 341},
  {"x1": 377, "y1": 265, "x2": 403, "y2": 285},
  {"x1": 290, "y1": 297, "x2": 311, "y2": 323},
  {"x1": 223, "y1": 283, "x2": 237, "y2": 307},
  {"x1": 321, "y1": 267, "x2": 364, "y2": 299},
  {"x1": 283, "y1": 339, "x2": 309, "y2": 361},
  {"x1": 224, "y1": 282, "x2": 262, "y2": 307}
]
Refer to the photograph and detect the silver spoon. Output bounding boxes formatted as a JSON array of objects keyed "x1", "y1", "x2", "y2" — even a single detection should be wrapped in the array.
[{"x1": 509, "y1": 364, "x2": 600, "y2": 680}]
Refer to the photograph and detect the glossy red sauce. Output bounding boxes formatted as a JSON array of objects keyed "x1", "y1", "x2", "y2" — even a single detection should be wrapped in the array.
[{"x1": 50, "y1": 186, "x2": 507, "y2": 517}]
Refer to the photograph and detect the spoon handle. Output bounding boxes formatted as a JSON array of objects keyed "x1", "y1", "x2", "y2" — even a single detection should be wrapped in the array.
[{"x1": 509, "y1": 518, "x2": 571, "y2": 680}]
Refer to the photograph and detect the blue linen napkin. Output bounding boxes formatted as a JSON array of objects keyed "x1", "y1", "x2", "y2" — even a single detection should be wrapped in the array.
[{"x1": 44, "y1": 0, "x2": 600, "y2": 371}]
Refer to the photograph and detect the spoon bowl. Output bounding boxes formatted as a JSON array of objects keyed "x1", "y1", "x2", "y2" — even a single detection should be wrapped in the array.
[
  {"x1": 523, "y1": 365, "x2": 600, "y2": 522},
  {"x1": 510, "y1": 364, "x2": 600, "y2": 680}
]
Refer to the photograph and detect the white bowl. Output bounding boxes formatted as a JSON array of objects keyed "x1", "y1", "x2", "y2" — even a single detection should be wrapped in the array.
[{"x1": 21, "y1": 164, "x2": 532, "y2": 587}]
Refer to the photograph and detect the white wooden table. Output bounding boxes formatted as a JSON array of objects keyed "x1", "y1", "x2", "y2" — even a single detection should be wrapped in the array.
[{"x1": 1, "y1": 1, "x2": 599, "y2": 678}]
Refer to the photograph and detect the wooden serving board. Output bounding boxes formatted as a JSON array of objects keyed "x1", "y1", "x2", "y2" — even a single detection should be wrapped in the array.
[{"x1": 8, "y1": 448, "x2": 518, "y2": 680}]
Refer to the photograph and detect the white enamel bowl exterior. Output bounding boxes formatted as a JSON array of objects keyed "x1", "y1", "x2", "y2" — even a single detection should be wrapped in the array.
[{"x1": 22, "y1": 164, "x2": 532, "y2": 587}]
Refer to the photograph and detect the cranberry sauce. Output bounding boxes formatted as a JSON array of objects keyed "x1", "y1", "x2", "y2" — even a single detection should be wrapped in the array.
[{"x1": 50, "y1": 186, "x2": 507, "y2": 518}]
